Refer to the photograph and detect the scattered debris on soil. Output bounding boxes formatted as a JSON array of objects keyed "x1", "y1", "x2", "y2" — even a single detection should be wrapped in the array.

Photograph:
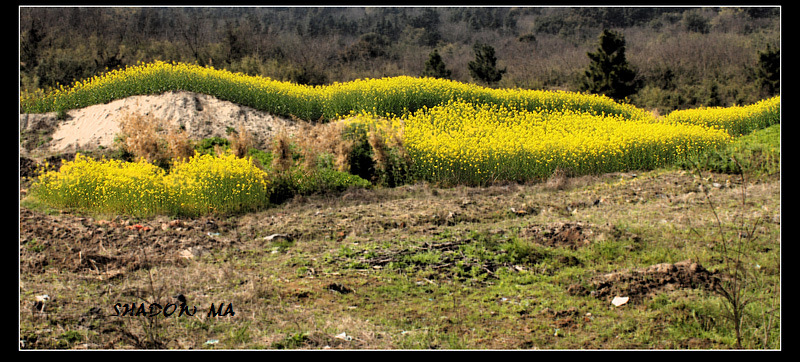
[
  {"x1": 567, "y1": 259, "x2": 720, "y2": 305},
  {"x1": 19, "y1": 207, "x2": 233, "y2": 278},
  {"x1": 521, "y1": 222, "x2": 597, "y2": 249}
]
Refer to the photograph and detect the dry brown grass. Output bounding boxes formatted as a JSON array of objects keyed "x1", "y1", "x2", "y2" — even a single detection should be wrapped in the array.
[
  {"x1": 118, "y1": 111, "x2": 195, "y2": 166},
  {"x1": 545, "y1": 167, "x2": 573, "y2": 191},
  {"x1": 165, "y1": 127, "x2": 194, "y2": 162},
  {"x1": 228, "y1": 124, "x2": 253, "y2": 159},
  {"x1": 367, "y1": 120, "x2": 409, "y2": 173},
  {"x1": 367, "y1": 130, "x2": 388, "y2": 172},
  {"x1": 309, "y1": 122, "x2": 352, "y2": 172},
  {"x1": 270, "y1": 131, "x2": 293, "y2": 173},
  {"x1": 265, "y1": 117, "x2": 408, "y2": 179},
  {"x1": 333, "y1": 138, "x2": 355, "y2": 173},
  {"x1": 118, "y1": 111, "x2": 162, "y2": 163},
  {"x1": 269, "y1": 120, "x2": 354, "y2": 174}
]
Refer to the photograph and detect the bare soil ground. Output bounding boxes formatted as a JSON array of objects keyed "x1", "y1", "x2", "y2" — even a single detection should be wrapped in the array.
[{"x1": 18, "y1": 93, "x2": 781, "y2": 350}]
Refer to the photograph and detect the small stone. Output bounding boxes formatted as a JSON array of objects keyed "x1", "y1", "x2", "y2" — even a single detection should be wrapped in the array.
[
  {"x1": 264, "y1": 233, "x2": 292, "y2": 242},
  {"x1": 611, "y1": 296, "x2": 629, "y2": 307}
]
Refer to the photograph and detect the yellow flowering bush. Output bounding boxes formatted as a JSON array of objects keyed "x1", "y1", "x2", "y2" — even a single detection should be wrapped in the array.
[
  {"x1": 21, "y1": 60, "x2": 778, "y2": 212},
  {"x1": 20, "y1": 61, "x2": 649, "y2": 123},
  {"x1": 165, "y1": 151, "x2": 271, "y2": 216},
  {"x1": 29, "y1": 152, "x2": 271, "y2": 217},
  {"x1": 29, "y1": 153, "x2": 168, "y2": 216}
]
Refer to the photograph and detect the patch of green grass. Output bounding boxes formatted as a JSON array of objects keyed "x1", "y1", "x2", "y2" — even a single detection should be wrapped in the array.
[
  {"x1": 680, "y1": 124, "x2": 780, "y2": 178},
  {"x1": 194, "y1": 136, "x2": 231, "y2": 156},
  {"x1": 247, "y1": 148, "x2": 273, "y2": 170},
  {"x1": 24, "y1": 238, "x2": 47, "y2": 253},
  {"x1": 271, "y1": 332, "x2": 309, "y2": 349},
  {"x1": 228, "y1": 322, "x2": 253, "y2": 346},
  {"x1": 57, "y1": 330, "x2": 83, "y2": 348},
  {"x1": 299, "y1": 168, "x2": 372, "y2": 194},
  {"x1": 648, "y1": 290, "x2": 725, "y2": 345}
]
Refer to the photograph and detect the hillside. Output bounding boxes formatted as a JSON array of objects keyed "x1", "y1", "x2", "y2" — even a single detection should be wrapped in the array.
[
  {"x1": 20, "y1": 6, "x2": 780, "y2": 114},
  {"x1": 19, "y1": 90, "x2": 781, "y2": 349}
]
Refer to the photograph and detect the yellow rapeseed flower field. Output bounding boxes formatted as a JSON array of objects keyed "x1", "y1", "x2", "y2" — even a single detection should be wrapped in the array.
[
  {"x1": 20, "y1": 61, "x2": 649, "y2": 122},
  {"x1": 29, "y1": 153, "x2": 168, "y2": 216},
  {"x1": 22, "y1": 61, "x2": 777, "y2": 215},
  {"x1": 397, "y1": 100, "x2": 731, "y2": 185}
]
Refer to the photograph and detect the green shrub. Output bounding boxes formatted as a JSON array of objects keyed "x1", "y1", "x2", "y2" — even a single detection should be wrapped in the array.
[{"x1": 195, "y1": 137, "x2": 231, "y2": 155}]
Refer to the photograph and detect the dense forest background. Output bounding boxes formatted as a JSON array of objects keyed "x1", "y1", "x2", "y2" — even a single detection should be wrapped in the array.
[{"x1": 19, "y1": 6, "x2": 780, "y2": 115}]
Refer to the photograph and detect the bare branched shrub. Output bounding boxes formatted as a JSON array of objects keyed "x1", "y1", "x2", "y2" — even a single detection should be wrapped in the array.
[
  {"x1": 693, "y1": 157, "x2": 780, "y2": 349},
  {"x1": 165, "y1": 127, "x2": 194, "y2": 163},
  {"x1": 228, "y1": 123, "x2": 253, "y2": 158},
  {"x1": 545, "y1": 167, "x2": 572, "y2": 190},
  {"x1": 118, "y1": 111, "x2": 163, "y2": 164},
  {"x1": 270, "y1": 131, "x2": 293, "y2": 173}
]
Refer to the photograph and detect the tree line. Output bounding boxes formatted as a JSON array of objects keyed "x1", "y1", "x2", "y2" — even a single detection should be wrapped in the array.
[{"x1": 20, "y1": 6, "x2": 780, "y2": 113}]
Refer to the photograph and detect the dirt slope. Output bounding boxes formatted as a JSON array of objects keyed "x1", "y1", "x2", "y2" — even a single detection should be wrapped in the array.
[{"x1": 19, "y1": 90, "x2": 298, "y2": 158}]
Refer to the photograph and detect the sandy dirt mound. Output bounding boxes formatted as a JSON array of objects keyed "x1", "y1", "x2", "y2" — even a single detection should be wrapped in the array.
[{"x1": 19, "y1": 90, "x2": 298, "y2": 157}]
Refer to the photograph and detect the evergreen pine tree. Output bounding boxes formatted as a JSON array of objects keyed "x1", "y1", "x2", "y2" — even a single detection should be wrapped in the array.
[
  {"x1": 581, "y1": 29, "x2": 640, "y2": 100},
  {"x1": 20, "y1": 19, "x2": 45, "y2": 73},
  {"x1": 422, "y1": 50, "x2": 452, "y2": 79},
  {"x1": 468, "y1": 42, "x2": 506, "y2": 86},
  {"x1": 756, "y1": 44, "x2": 780, "y2": 97}
]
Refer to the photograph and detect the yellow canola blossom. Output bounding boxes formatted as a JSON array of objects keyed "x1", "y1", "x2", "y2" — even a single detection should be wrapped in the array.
[
  {"x1": 29, "y1": 151, "x2": 271, "y2": 217},
  {"x1": 30, "y1": 153, "x2": 168, "y2": 216},
  {"x1": 663, "y1": 96, "x2": 780, "y2": 137},
  {"x1": 22, "y1": 61, "x2": 772, "y2": 204},
  {"x1": 166, "y1": 151, "x2": 271, "y2": 216},
  {"x1": 21, "y1": 61, "x2": 649, "y2": 123},
  {"x1": 401, "y1": 100, "x2": 730, "y2": 185}
]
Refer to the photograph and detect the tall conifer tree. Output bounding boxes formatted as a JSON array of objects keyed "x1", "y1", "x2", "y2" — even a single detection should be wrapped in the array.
[
  {"x1": 468, "y1": 42, "x2": 506, "y2": 86},
  {"x1": 756, "y1": 44, "x2": 780, "y2": 97},
  {"x1": 422, "y1": 49, "x2": 452, "y2": 79},
  {"x1": 581, "y1": 29, "x2": 640, "y2": 100}
]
